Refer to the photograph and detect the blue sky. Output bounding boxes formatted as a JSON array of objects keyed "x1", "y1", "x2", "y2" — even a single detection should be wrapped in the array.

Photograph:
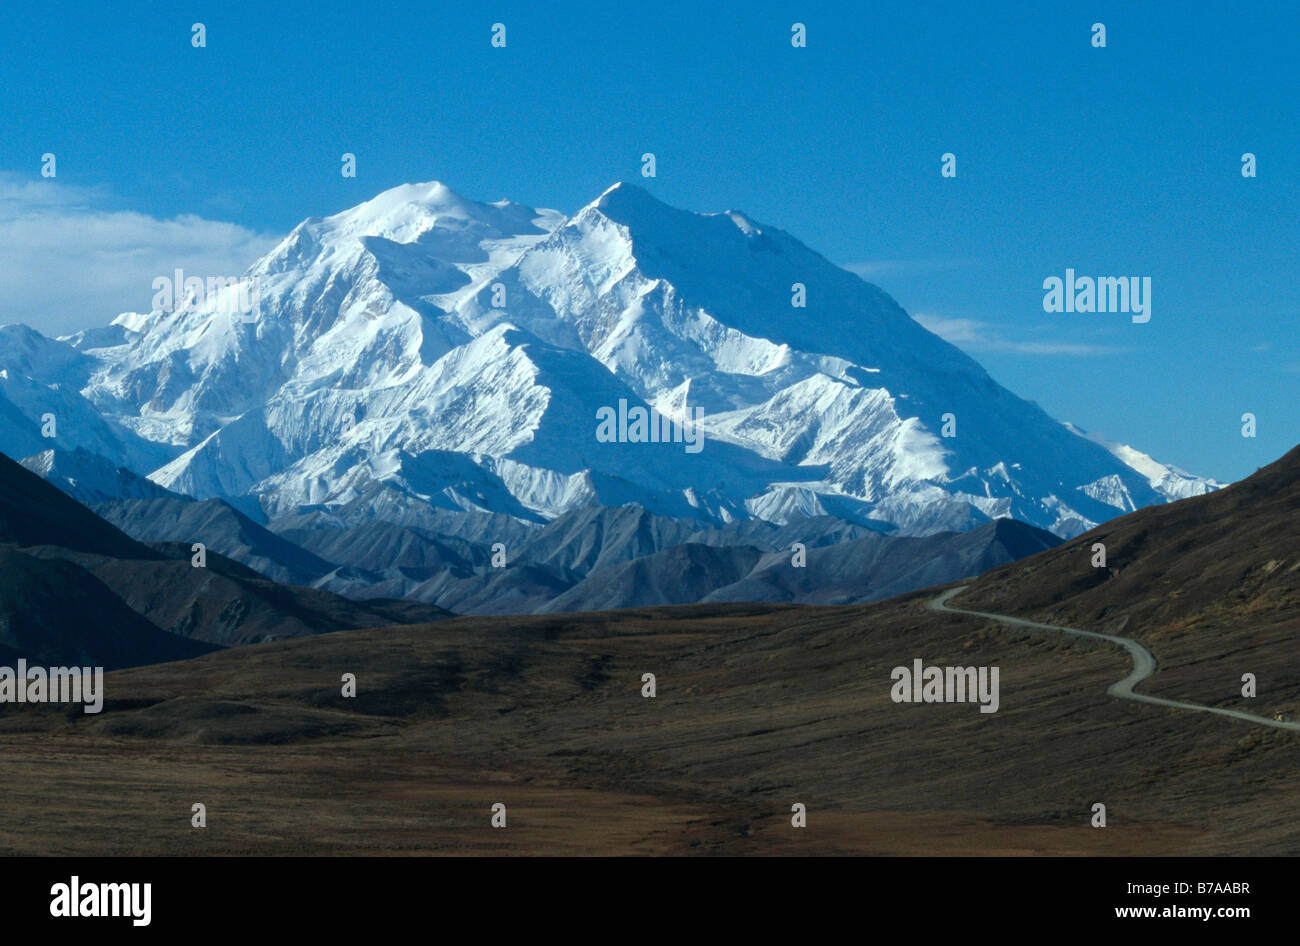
[{"x1": 0, "y1": 0, "x2": 1295, "y2": 482}]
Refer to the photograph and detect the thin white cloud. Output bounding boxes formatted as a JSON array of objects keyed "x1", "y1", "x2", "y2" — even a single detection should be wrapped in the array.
[
  {"x1": 842, "y1": 257, "x2": 977, "y2": 280},
  {"x1": 910, "y1": 315, "x2": 984, "y2": 343},
  {"x1": 0, "y1": 173, "x2": 278, "y2": 338},
  {"x1": 913, "y1": 312, "x2": 1125, "y2": 357}
]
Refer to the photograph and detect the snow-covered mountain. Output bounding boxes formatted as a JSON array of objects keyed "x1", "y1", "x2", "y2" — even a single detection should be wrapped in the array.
[{"x1": 5, "y1": 180, "x2": 1220, "y2": 538}]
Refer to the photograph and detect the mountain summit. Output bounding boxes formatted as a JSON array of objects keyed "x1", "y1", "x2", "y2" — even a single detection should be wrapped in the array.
[{"x1": 4, "y1": 180, "x2": 1218, "y2": 537}]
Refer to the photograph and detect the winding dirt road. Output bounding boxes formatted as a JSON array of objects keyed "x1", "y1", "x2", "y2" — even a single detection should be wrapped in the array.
[{"x1": 927, "y1": 586, "x2": 1300, "y2": 733}]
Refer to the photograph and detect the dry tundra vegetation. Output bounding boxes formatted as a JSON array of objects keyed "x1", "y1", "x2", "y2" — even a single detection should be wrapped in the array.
[{"x1": 0, "y1": 447, "x2": 1296, "y2": 856}]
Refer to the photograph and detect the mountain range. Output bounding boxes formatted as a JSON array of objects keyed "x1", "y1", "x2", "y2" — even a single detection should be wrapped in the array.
[
  {"x1": 0, "y1": 180, "x2": 1219, "y2": 554},
  {"x1": 87, "y1": 490, "x2": 1062, "y2": 614},
  {"x1": 0, "y1": 449, "x2": 451, "y2": 667},
  {"x1": 0, "y1": 437, "x2": 1068, "y2": 668}
]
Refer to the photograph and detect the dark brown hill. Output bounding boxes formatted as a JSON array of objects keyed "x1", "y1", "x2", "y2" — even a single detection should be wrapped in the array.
[
  {"x1": 960, "y1": 444, "x2": 1300, "y2": 627},
  {"x1": 0, "y1": 450, "x2": 452, "y2": 664},
  {"x1": 0, "y1": 449, "x2": 154, "y2": 559},
  {"x1": 0, "y1": 547, "x2": 215, "y2": 668}
]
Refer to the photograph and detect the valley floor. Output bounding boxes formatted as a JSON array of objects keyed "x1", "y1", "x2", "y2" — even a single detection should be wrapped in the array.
[{"x1": 1, "y1": 588, "x2": 1296, "y2": 856}]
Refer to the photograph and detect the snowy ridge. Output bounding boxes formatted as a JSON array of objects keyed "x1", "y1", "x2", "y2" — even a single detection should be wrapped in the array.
[{"x1": 0, "y1": 180, "x2": 1219, "y2": 538}]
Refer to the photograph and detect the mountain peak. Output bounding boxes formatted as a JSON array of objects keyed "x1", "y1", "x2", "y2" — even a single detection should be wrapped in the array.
[
  {"x1": 577, "y1": 182, "x2": 782, "y2": 270},
  {"x1": 588, "y1": 182, "x2": 764, "y2": 238},
  {"x1": 286, "y1": 180, "x2": 559, "y2": 253},
  {"x1": 323, "y1": 180, "x2": 497, "y2": 242},
  {"x1": 588, "y1": 180, "x2": 675, "y2": 219},
  {"x1": 351, "y1": 179, "x2": 465, "y2": 214}
]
